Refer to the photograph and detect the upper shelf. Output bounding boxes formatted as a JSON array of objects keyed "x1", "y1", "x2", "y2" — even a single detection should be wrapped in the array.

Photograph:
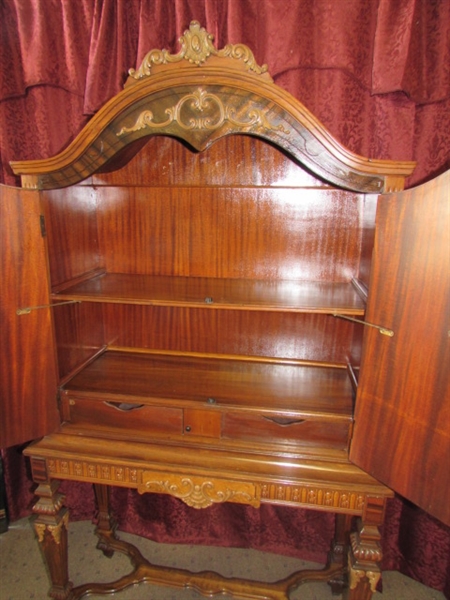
[
  {"x1": 10, "y1": 21, "x2": 415, "y2": 193},
  {"x1": 53, "y1": 273, "x2": 365, "y2": 315}
]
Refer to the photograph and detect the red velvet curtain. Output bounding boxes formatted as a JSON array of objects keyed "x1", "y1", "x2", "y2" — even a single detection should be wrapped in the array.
[{"x1": 1, "y1": 0, "x2": 449, "y2": 595}]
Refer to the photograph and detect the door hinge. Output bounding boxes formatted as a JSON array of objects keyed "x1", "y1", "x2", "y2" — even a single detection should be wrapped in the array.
[{"x1": 40, "y1": 215, "x2": 47, "y2": 237}]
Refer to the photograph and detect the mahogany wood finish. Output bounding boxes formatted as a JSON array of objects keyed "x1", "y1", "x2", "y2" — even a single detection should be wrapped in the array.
[
  {"x1": 0, "y1": 186, "x2": 59, "y2": 448},
  {"x1": 2, "y1": 20, "x2": 447, "y2": 600},
  {"x1": 351, "y1": 170, "x2": 450, "y2": 526}
]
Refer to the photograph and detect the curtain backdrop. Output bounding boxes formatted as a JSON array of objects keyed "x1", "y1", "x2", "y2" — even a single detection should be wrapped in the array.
[{"x1": 1, "y1": 0, "x2": 449, "y2": 596}]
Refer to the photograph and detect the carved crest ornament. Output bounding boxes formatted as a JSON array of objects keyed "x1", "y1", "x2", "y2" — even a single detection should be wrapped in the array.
[
  {"x1": 117, "y1": 22, "x2": 288, "y2": 138},
  {"x1": 128, "y1": 20, "x2": 270, "y2": 80},
  {"x1": 117, "y1": 87, "x2": 289, "y2": 136}
]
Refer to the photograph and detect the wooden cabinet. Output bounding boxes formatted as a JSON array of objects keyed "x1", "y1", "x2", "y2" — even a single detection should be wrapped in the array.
[{"x1": 1, "y1": 21, "x2": 448, "y2": 600}]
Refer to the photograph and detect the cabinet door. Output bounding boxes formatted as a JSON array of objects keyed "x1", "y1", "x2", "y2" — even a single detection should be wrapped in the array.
[
  {"x1": 0, "y1": 185, "x2": 59, "y2": 448},
  {"x1": 350, "y1": 171, "x2": 449, "y2": 525}
]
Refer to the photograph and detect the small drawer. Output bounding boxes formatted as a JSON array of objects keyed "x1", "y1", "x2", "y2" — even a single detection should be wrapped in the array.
[
  {"x1": 222, "y1": 412, "x2": 350, "y2": 450},
  {"x1": 65, "y1": 395, "x2": 183, "y2": 437},
  {"x1": 183, "y1": 408, "x2": 222, "y2": 438}
]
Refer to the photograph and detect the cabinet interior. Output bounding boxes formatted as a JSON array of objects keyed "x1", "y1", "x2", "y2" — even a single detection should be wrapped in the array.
[{"x1": 41, "y1": 134, "x2": 376, "y2": 458}]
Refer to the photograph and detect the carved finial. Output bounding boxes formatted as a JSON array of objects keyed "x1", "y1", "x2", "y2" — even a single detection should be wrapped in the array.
[{"x1": 127, "y1": 20, "x2": 270, "y2": 83}]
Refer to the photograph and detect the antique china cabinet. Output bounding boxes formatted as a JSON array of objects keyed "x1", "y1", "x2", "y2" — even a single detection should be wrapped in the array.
[{"x1": 1, "y1": 22, "x2": 449, "y2": 600}]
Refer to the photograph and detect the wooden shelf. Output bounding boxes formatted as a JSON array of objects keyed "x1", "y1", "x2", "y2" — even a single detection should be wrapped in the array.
[
  {"x1": 64, "y1": 350, "x2": 353, "y2": 418},
  {"x1": 53, "y1": 273, "x2": 365, "y2": 314}
]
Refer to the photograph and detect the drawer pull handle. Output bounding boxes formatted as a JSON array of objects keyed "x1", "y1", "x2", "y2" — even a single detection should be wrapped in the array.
[
  {"x1": 264, "y1": 416, "x2": 306, "y2": 427},
  {"x1": 104, "y1": 401, "x2": 144, "y2": 412}
]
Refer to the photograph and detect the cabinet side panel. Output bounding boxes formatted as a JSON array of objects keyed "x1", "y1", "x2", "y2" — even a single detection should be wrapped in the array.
[
  {"x1": 0, "y1": 186, "x2": 59, "y2": 448},
  {"x1": 351, "y1": 171, "x2": 450, "y2": 526},
  {"x1": 349, "y1": 194, "x2": 378, "y2": 369},
  {"x1": 53, "y1": 302, "x2": 106, "y2": 381},
  {"x1": 42, "y1": 187, "x2": 101, "y2": 288},
  {"x1": 357, "y1": 194, "x2": 377, "y2": 289}
]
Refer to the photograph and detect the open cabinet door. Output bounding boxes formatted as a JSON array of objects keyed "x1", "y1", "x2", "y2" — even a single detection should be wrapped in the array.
[
  {"x1": 0, "y1": 185, "x2": 59, "y2": 448},
  {"x1": 350, "y1": 171, "x2": 449, "y2": 526}
]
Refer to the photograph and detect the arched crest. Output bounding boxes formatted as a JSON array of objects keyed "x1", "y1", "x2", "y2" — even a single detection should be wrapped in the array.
[{"x1": 10, "y1": 21, "x2": 414, "y2": 191}]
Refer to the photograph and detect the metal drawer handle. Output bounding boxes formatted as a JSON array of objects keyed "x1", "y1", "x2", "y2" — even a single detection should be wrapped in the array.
[
  {"x1": 104, "y1": 401, "x2": 144, "y2": 412},
  {"x1": 263, "y1": 416, "x2": 306, "y2": 427}
]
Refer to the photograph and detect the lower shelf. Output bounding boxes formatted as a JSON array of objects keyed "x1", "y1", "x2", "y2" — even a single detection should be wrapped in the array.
[{"x1": 60, "y1": 349, "x2": 354, "y2": 454}]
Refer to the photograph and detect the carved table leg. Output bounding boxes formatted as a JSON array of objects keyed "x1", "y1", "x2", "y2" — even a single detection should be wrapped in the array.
[
  {"x1": 93, "y1": 484, "x2": 117, "y2": 558},
  {"x1": 327, "y1": 513, "x2": 352, "y2": 595},
  {"x1": 343, "y1": 497, "x2": 386, "y2": 600},
  {"x1": 32, "y1": 480, "x2": 73, "y2": 600}
]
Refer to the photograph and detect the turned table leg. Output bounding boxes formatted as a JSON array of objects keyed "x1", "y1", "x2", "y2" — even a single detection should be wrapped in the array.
[
  {"x1": 343, "y1": 497, "x2": 386, "y2": 600},
  {"x1": 327, "y1": 513, "x2": 352, "y2": 595},
  {"x1": 31, "y1": 479, "x2": 73, "y2": 600},
  {"x1": 93, "y1": 483, "x2": 117, "y2": 558}
]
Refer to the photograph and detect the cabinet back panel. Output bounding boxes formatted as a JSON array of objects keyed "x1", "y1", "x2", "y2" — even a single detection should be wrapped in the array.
[
  {"x1": 103, "y1": 305, "x2": 355, "y2": 363},
  {"x1": 96, "y1": 187, "x2": 363, "y2": 282},
  {"x1": 92, "y1": 135, "x2": 325, "y2": 189}
]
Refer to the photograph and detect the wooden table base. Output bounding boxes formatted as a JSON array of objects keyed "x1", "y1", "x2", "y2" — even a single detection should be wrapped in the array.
[
  {"x1": 29, "y1": 475, "x2": 386, "y2": 600},
  {"x1": 68, "y1": 527, "x2": 345, "y2": 600}
]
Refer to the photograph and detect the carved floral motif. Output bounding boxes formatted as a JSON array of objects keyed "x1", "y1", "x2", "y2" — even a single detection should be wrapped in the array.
[
  {"x1": 129, "y1": 21, "x2": 269, "y2": 80},
  {"x1": 117, "y1": 88, "x2": 289, "y2": 137},
  {"x1": 139, "y1": 472, "x2": 259, "y2": 509}
]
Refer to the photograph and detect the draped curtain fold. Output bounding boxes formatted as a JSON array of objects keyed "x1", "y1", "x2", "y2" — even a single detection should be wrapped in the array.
[{"x1": 1, "y1": 0, "x2": 449, "y2": 596}]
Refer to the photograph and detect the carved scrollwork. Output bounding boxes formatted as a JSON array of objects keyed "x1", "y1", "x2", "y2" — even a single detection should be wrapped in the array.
[
  {"x1": 117, "y1": 88, "x2": 289, "y2": 137},
  {"x1": 139, "y1": 472, "x2": 259, "y2": 509},
  {"x1": 129, "y1": 21, "x2": 269, "y2": 80}
]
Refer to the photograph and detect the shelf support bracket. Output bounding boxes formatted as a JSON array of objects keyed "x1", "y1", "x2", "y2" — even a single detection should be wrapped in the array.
[
  {"x1": 332, "y1": 314, "x2": 394, "y2": 337},
  {"x1": 16, "y1": 300, "x2": 81, "y2": 316}
]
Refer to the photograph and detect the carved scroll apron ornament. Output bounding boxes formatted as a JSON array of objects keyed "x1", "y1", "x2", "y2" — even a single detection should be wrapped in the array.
[{"x1": 139, "y1": 472, "x2": 259, "y2": 509}]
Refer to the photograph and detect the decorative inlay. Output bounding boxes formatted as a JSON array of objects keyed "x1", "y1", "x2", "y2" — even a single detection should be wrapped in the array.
[
  {"x1": 117, "y1": 88, "x2": 289, "y2": 137},
  {"x1": 34, "y1": 511, "x2": 69, "y2": 545},
  {"x1": 139, "y1": 472, "x2": 259, "y2": 509},
  {"x1": 129, "y1": 20, "x2": 269, "y2": 80}
]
